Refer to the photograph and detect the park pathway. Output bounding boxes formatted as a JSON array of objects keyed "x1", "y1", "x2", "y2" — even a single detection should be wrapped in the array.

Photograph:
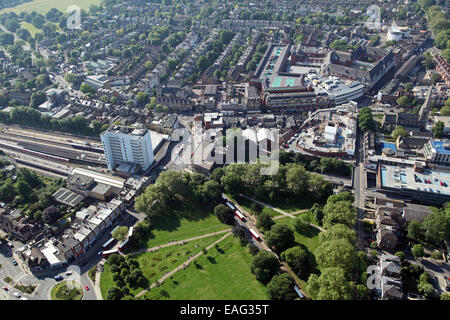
[
  {"x1": 239, "y1": 194, "x2": 326, "y2": 233},
  {"x1": 126, "y1": 228, "x2": 232, "y2": 256},
  {"x1": 135, "y1": 232, "x2": 232, "y2": 298},
  {"x1": 94, "y1": 265, "x2": 103, "y2": 300}
]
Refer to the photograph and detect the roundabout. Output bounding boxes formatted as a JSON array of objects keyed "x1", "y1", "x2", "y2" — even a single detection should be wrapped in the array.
[{"x1": 50, "y1": 280, "x2": 83, "y2": 300}]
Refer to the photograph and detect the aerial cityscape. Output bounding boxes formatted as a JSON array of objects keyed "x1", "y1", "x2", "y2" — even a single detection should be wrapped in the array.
[{"x1": 0, "y1": 0, "x2": 448, "y2": 305}]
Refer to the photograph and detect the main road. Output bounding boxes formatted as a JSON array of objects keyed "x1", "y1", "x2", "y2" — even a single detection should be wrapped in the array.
[{"x1": 353, "y1": 126, "x2": 366, "y2": 250}]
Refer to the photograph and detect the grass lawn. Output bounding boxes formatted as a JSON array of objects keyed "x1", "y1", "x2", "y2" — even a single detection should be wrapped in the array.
[
  {"x1": 142, "y1": 204, "x2": 229, "y2": 249},
  {"x1": 226, "y1": 193, "x2": 280, "y2": 218},
  {"x1": 20, "y1": 21, "x2": 62, "y2": 37},
  {"x1": 100, "y1": 236, "x2": 221, "y2": 298},
  {"x1": 130, "y1": 236, "x2": 220, "y2": 295},
  {"x1": 1, "y1": 0, "x2": 101, "y2": 14},
  {"x1": 274, "y1": 217, "x2": 321, "y2": 253},
  {"x1": 141, "y1": 235, "x2": 268, "y2": 300},
  {"x1": 20, "y1": 21, "x2": 40, "y2": 37},
  {"x1": 265, "y1": 195, "x2": 315, "y2": 213},
  {"x1": 99, "y1": 263, "x2": 114, "y2": 300}
]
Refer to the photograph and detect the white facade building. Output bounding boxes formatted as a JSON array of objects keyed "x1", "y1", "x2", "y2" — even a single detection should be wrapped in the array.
[{"x1": 101, "y1": 126, "x2": 154, "y2": 172}]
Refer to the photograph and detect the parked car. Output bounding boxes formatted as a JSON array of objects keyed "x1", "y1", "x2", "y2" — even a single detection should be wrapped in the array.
[
  {"x1": 2, "y1": 286, "x2": 8, "y2": 291},
  {"x1": 12, "y1": 260, "x2": 17, "y2": 266},
  {"x1": 65, "y1": 271, "x2": 73, "y2": 276},
  {"x1": 85, "y1": 285, "x2": 89, "y2": 291},
  {"x1": 54, "y1": 275, "x2": 63, "y2": 281},
  {"x1": 13, "y1": 292, "x2": 21, "y2": 298}
]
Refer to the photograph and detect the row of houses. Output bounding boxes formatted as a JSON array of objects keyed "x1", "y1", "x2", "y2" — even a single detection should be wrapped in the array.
[{"x1": 21, "y1": 198, "x2": 125, "y2": 272}]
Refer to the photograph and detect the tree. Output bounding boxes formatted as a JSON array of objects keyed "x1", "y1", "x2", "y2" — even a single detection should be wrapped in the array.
[
  {"x1": 315, "y1": 239, "x2": 358, "y2": 277},
  {"x1": 213, "y1": 204, "x2": 235, "y2": 225},
  {"x1": 392, "y1": 126, "x2": 407, "y2": 140},
  {"x1": 64, "y1": 72, "x2": 80, "y2": 86},
  {"x1": 257, "y1": 211, "x2": 274, "y2": 231},
  {"x1": 221, "y1": 173, "x2": 242, "y2": 197},
  {"x1": 307, "y1": 267, "x2": 353, "y2": 300},
  {"x1": 112, "y1": 226, "x2": 129, "y2": 241},
  {"x1": 293, "y1": 218, "x2": 310, "y2": 235},
  {"x1": 394, "y1": 251, "x2": 406, "y2": 262},
  {"x1": 42, "y1": 205, "x2": 62, "y2": 224},
  {"x1": 422, "y1": 211, "x2": 449, "y2": 245},
  {"x1": 250, "y1": 250, "x2": 280, "y2": 284},
  {"x1": 106, "y1": 287, "x2": 123, "y2": 300},
  {"x1": 358, "y1": 107, "x2": 376, "y2": 132},
  {"x1": 430, "y1": 251, "x2": 442, "y2": 260},
  {"x1": 0, "y1": 181, "x2": 17, "y2": 203},
  {"x1": 80, "y1": 83, "x2": 95, "y2": 94},
  {"x1": 407, "y1": 221, "x2": 424, "y2": 242},
  {"x1": 319, "y1": 224, "x2": 356, "y2": 246},
  {"x1": 30, "y1": 91, "x2": 46, "y2": 108},
  {"x1": 281, "y1": 245, "x2": 314, "y2": 279},
  {"x1": 432, "y1": 121, "x2": 445, "y2": 138},
  {"x1": 14, "y1": 180, "x2": 31, "y2": 201},
  {"x1": 418, "y1": 273, "x2": 434, "y2": 298},
  {"x1": 266, "y1": 273, "x2": 297, "y2": 300},
  {"x1": 197, "y1": 55, "x2": 209, "y2": 73},
  {"x1": 412, "y1": 244, "x2": 424, "y2": 258},
  {"x1": 232, "y1": 225, "x2": 247, "y2": 243},
  {"x1": 250, "y1": 202, "x2": 263, "y2": 215},
  {"x1": 285, "y1": 165, "x2": 309, "y2": 195},
  {"x1": 356, "y1": 284, "x2": 368, "y2": 299},
  {"x1": 441, "y1": 293, "x2": 450, "y2": 300},
  {"x1": 199, "y1": 180, "x2": 221, "y2": 204},
  {"x1": 136, "y1": 92, "x2": 149, "y2": 106},
  {"x1": 265, "y1": 224, "x2": 295, "y2": 253},
  {"x1": 308, "y1": 174, "x2": 333, "y2": 201},
  {"x1": 167, "y1": 59, "x2": 177, "y2": 73},
  {"x1": 322, "y1": 200, "x2": 356, "y2": 229}
]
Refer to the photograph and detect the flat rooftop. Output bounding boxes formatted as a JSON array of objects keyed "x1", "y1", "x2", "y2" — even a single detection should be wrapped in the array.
[
  {"x1": 380, "y1": 164, "x2": 450, "y2": 196},
  {"x1": 104, "y1": 125, "x2": 148, "y2": 136},
  {"x1": 256, "y1": 43, "x2": 305, "y2": 90},
  {"x1": 432, "y1": 141, "x2": 450, "y2": 155}
]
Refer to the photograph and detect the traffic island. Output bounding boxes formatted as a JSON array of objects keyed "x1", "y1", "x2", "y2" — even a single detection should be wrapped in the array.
[{"x1": 50, "y1": 280, "x2": 83, "y2": 300}]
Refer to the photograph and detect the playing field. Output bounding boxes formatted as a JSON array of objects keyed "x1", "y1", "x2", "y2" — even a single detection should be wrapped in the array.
[{"x1": 0, "y1": 0, "x2": 101, "y2": 14}]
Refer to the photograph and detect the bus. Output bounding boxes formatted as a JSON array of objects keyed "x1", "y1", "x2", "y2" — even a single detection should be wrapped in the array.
[
  {"x1": 118, "y1": 239, "x2": 129, "y2": 252},
  {"x1": 110, "y1": 225, "x2": 120, "y2": 237},
  {"x1": 235, "y1": 210, "x2": 245, "y2": 221},
  {"x1": 102, "y1": 238, "x2": 116, "y2": 250},
  {"x1": 102, "y1": 248, "x2": 118, "y2": 258},
  {"x1": 221, "y1": 193, "x2": 229, "y2": 203},
  {"x1": 226, "y1": 202, "x2": 235, "y2": 211},
  {"x1": 249, "y1": 228, "x2": 261, "y2": 241}
]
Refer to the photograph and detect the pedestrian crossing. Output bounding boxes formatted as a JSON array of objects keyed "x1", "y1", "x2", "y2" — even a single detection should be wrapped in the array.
[{"x1": 14, "y1": 272, "x2": 27, "y2": 282}]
